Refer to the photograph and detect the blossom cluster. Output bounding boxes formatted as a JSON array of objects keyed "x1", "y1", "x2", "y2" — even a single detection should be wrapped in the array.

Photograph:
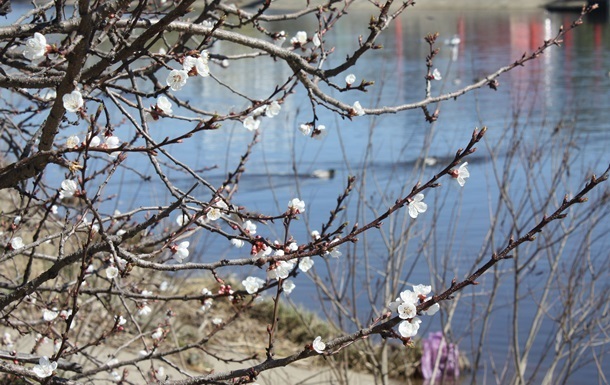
[
  {"x1": 243, "y1": 101, "x2": 282, "y2": 131},
  {"x1": 389, "y1": 284, "x2": 440, "y2": 339},
  {"x1": 166, "y1": 50, "x2": 210, "y2": 91}
]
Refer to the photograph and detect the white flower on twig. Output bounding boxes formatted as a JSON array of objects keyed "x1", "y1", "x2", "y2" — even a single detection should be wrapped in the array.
[
  {"x1": 290, "y1": 31, "x2": 307, "y2": 45},
  {"x1": 345, "y1": 74, "x2": 356, "y2": 85},
  {"x1": 207, "y1": 200, "x2": 228, "y2": 221},
  {"x1": 63, "y1": 90, "x2": 84, "y2": 113},
  {"x1": 298, "y1": 123, "x2": 313, "y2": 136},
  {"x1": 352, "y1": 101, "x2": 365, "y2": 116},
  {"x1": 156, "y1": 96, "x2": 172, "y2": 115},
  {"x1": 32, "y1": 356, "x2": 57, "y2": 378},
  {"x1": 231, "y1": 238, "x2": 245, "y2": 248},
  {"x1": 408, "y1": 193, "x2": 427, "y2": 219},
  {"x1": 242, "y1": 276, "x2": 265, "y2": 294},
  {"x1": 298, "y1": 257, "x2": 314, "y2": 272},
  {"x1": 23, "y1": 33, "x2": 48, "y2": 60},
  {"x1": 106, "y1": 265, "x2": 119, "y2": 279},
  {"x1": 10, "y1": 237, "x2": 24, "y2": 250},
  {"x1": 152, "y1": 327, "x2": 164, "y2": 340},
  {"x1": 66, "y1": 135, "x2": 80, "y2": 149},
  {"x1": 138, "y1": 305, "x2": 152, "y2": 316},
  {"x1": 432, "y1": 68, "x2": 442, "y2": 80},
  {"x1": 398, "y1": 317, "x2": 421, "y2": 338},
  {"x1": 243, "y1": 116, "x2": 260, "y2": 131},
  {"x1": 166, "y1": 69, "x2": 189, "y2": 91},
  {"x1": 265, "y1": 101, "x2": 281, "y2": 117},
  {"x1": 312, "y1": 125, "x2": 327, "y2": 140},
  {"x1": 288, "y1": 198, "x2": 305, "y2": 214},
  {"x1": 43, "y1": 308, "x2": 59, "y2": 322},
  {"x1": 60, "y1": 179, "x2": 78, "y2": 199},
  {"x1": 243, "y1": 220, "x2": 257, "y2": 235},
  {"x1": 451, "y1": 162, "x2": 470, "y2": 187},
  {"x1": 173, "y1": 241, "x2": 190, "y2": 262},
  {"x1": 282, "y1": 279, "x2": 295, "y2": 295},
  {"x1": 312, "y1": 336, "x2": 325, "y2": 353}
]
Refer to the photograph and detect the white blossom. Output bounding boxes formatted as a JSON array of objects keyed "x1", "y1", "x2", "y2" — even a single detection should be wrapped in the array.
[
  {"x1": 182, "y1": 56, "x2": 198, "y2": 72},
  {"x1": 207, "y1": 200, "x2": 228, "y2": 221},
  {"x1": 212, "y1": 317, "x2": 223, "y2": 325},
  {"x1": 32, "y1": 356, "x2": 57, "y2": 378},
  {"x1": 312, "y1": 33, "x2": 321, "y2": 47},
  {"x1": 397, "y1": 302, "x2": 417, "y2": 319},
  {"x1": 138, "y1": 305, "x2": 152, "y2": 316},
  {"x1": 453, "y1": 162, "x2": 470, "y2": 187},
  {"x1": 174, "y1": 241, "x2": 190, "y2": 262},
  {"x1": 242, "y1": 276, "x2": 265, "y2": 294},
  {"x1": 105, "y1": 135, "x2": 120, "y2": 150},
  {"x1": 66, "y1": 135, "x2": 80, "y2": 148},
  {"x1": 243, "y1": 220, "x2": 257, "y2": 235},
  {"x1": 207, "y1": 208, "x2": 222, "y2": 221},
  {"x1": 311, "y1": 230, "x2": 321, "y2": 240},
  {"x1": 412, "y1": 284, "x2": 432, "y2": 297},
  {"x1": 352, "y1": 101, "x2": 365, "y2": 116},
  {"x1": 115, "y1": 315, "x2": 127, "y2": 325},
  {"x1": 398, "y1": 317, "x2": 421, "y2": 338},
  {"x1": 282, "y1": 279, "x2": 295, "y2": 294},
  {"x1": 231, "y1": 238, "x2": 245, "y2": 248},
  {"x1": 3, "y1": 332, "x2": 14, "y2": 348},
  {"x1": 166, "y1": 69, "x2": 189, "y2": 91},
  {"x1": 312, "y1": 125, "x2": 327, "y2": 140},
  {"x1": 423, "y1": 302, "x2": 440, "y2": 316},
  {"x1": 288, "y1": 198, "x2": 305, "y2": 214},
  {"x1": 156, "y1": 96, "x2": 173, "y2": 115},
  {"x1": 298, "y1": 257, "x2": 314, "y2": 272},
  {"x1": 60, "y1": 179, "x2": 78, "y2": 199},
  {"x1": 151, "y1": 327, "x2": 163, "y2": 340},
  {"x1": 10, "y1": 237, "x2": 24, "y2": 250},
  {"x1": 400, "y1": 289, "x2": 418, "y2": 305},
  {"x1": 63, "y1": 90, "x2": 84, "y2": 113},
  {"x1": 268, "y1": 260, "x2": 295, "y2": 280},
  {"x1": 243, "y1": 116, "x2": 260, "y2": 131},
  {"x1": 201, "y1": 298, "x2": 213, "y2": 312},
  {"x1": 408, "y1": 193, "x2": 428, "y2": 219},
  {"x1": 176, "y1": 213, "x2": 189, "y2": 226},
  {"x1": 324, "y1": 239, "x2": 342, "y2": 258},
  {"x1": 345, "y1": 74, "x2": 356, "y2": 85},
  {"x1": 312, "y1": 336, "x2": 325, "y2": 353},
  {"x1": 195, "y1": 55, "x2": 210, "y2": 77},
  {"x1": 291, "y1": 31, "x2": 307, "y2": 45},
  {"x1": 43, "y1": 308, "x2": 59, "y2": 322},
  {"x1": 432, "y1": 68, "x2": 442, "y2": 80},
  {"x1": 106, "y1": 265, "x2": 119, "y2": 279},
  {"x1": 287, "y1": 242, "x2": 298, "y2": 252},
  {"x1": 23, "y1": 33, "x2": 48, "y2": 60},
  {"x1": 298, "y1": 123, "x2": 312, "y2": 136},
  {"x1": 87, "y1": 134, "x2": 101, "y2": 147},
  {"x1": 265, "y1": 101, "x2": 281, "y2": 117}
]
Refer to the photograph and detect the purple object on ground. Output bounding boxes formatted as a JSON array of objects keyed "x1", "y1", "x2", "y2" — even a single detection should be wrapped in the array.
[{"x1": 421, "y1": 331, "x2": 460, "y2": 380}]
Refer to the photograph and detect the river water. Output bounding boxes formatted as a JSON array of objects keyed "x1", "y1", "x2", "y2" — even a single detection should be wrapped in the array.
[{"x1": 4, "y1": 3, "x2": 610, "y2": 385}]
